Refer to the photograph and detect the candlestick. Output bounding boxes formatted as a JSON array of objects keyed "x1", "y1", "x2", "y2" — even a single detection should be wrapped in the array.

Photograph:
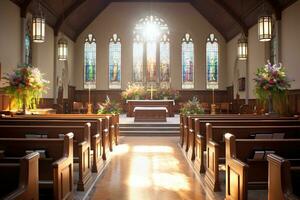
[
  {"x1": 87, "y1": 83, "x2": 92, "y2": 114},
  {"x1": 212, "y1": 88, "x2": 215, "y2": 104}
]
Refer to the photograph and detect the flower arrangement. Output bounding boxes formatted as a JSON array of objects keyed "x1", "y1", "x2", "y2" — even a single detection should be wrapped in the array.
[
  {"x1": 254, "y1": 61, "x2": 292, "y2": 113},
  {"x1": 97, "y1": 96, "x2": 122, "y2": 114},
  {"x1": 121, "y1": 83, "x2": 146, "y2": 100},
  {"x1": 3, "y1": 65, "x2": 48, "y2": 111},
  {"x1": 157, "y1": 87, "x2": 180, "y2": 100},
  {"x1": 180, "y1": 97, "x2": 204, "y2": 115}
]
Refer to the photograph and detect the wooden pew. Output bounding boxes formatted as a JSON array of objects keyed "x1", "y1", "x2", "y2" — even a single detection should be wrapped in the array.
[
  {"x1": 0, "y1": 124, "x2": 91, "y2": 191},
  {"x1": 203, "y1": 124, "x2": 300, "y2": 192},
  {"x1": 224, "y1": 133, "x2": 300, "y2": 200},
  {"x1": 267, "y1": 154, "x2": 300, "y2": 200},
  {"x1": 0, "y1": 133, "x2": 74, "y2": 200},
  {"x1": 2, "y1": 113, "x2": 119, "y2": 152},
  {"x1": 0, "y1": 118, "x2": 105, "y2": 173},
  {"x1": 188, "y1": 119, "x2": 300, "y2": 174},
  {"x1": 180, "y1": 114, "x2": 298, "y2": 152},
  {"x1": 0, "y1": 152, "x2": 39, "y2": 200}
]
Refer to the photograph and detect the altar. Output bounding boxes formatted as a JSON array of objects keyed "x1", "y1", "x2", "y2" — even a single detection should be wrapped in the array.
[{"x1": 126, "y1": 100, "x2": 175, "y2": 117}]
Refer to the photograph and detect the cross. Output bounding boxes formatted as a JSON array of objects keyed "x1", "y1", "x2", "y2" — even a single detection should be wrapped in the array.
[{"x1": 147, "y1": 85, "x2": 157, "y2": 100}]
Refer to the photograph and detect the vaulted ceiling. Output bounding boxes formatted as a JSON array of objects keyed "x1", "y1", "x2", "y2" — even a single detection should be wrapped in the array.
[{"x1": 11, "y1": 0, "x2": 298, "y2": 41}]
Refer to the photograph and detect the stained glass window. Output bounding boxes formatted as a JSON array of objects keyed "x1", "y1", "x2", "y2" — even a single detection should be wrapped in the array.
[
  {"x1": 133, "y1": 34, "x2": 144, "y2": 82},
  {"x1": 25, "y1": 33, "x2": 31, "y2": 65},
  {"x1": 24, "y1": 21, "x2": 32, "y2": 66},
  {"x1": 182, "y1": 33, "x2": 194, "y2": 89},
  {"x1": 84, "y1": 34, "x2": 96, "y2": 89},
  {"x1": 146, "y1": 41, "x2": 157, "y2": 82},
  {"x1": 206, "y1": 33, "x2": 218, "y2": 89},
  {"x1": 160, "y1": 34, "x2": 170, "y2": 83},
  {"x1": 109, "y1": 34, "x2": 121, "y2": 89},
  {"x1": 133, "y1": 16, "x2": 170, "y2": 86}
]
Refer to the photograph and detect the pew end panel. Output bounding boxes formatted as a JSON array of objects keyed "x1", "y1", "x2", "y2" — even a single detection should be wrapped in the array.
[
  {"x1": 91, "y1": 133, "x2": 103, "y2": 173},
  {"x1": 195, "y1": 134, "x2": 206, "y2": 173},
  {"x1": 53, "y1": 133, "x2": 74, "y2": 200},
  {"x1": 77, "y1": 123, "x2": 92, "y2": 191},
  {"x1": 225, "y1": 133, "x2": 249, "y2": 200},
  {"x1": 267, "y1": 154, "x2": 300, "y2": 200},
  {"x1": 205, "y1": 140, "x2": 220, "y2": 192},
  {"x1": 1, "y1": 152, "x2": 40, "y2": 200}
]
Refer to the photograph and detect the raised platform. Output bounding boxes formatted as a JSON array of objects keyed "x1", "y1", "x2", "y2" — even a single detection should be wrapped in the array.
[{"x1": 120, "y1": 114, "x2": 180, "y2": 136}]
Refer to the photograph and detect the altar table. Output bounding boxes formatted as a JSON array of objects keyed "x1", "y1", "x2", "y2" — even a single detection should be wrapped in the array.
[
  {"x1": 134, "y1": 107, "x2": 167, "y2": 122},
  {"x1": 126, "y1": 100, "x2": 175, "y2": 117}
]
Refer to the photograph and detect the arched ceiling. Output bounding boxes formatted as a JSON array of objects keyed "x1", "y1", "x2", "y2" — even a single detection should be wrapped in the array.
[{"x1": 11, "y1": 0, "x2": 298, "y2": 41}]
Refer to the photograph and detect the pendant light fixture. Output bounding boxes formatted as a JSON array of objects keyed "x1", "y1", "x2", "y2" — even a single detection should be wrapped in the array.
[
  {"x1": 237, "y1": 33, "x2": 248, "y2": 60},
  {"x1": 258, "y1": 1, "x2": 273, "y2": 42},
  {"x1": 57, "y1": 0, "x2": 68, "y2": 61},
  {"x1": 32, "y1": 0, "x2": 45, "y2": 43},
  {"x1": 237, "y1": 0, "x2": 248, "y2": 60},
  {"x1": 58, "y1": 38, "x2": 68, "y2": 61}
]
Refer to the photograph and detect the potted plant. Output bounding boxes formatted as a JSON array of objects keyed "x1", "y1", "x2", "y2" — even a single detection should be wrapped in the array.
[
  {"x1": 254, "y1": 61, "x2": 292, "y2": 114},
  {"x1": 180, "y1": 97, "x2": 204, "y2": 115},
  {"x1": 121, "y1": 83, "x2": 146, "y2": 100},
  {"x1": 3, "y1": 65, "x2": 48, "y2": 114}
]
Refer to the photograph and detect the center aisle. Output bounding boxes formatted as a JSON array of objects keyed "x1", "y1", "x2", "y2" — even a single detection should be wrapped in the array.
[{"x1": 88, "y1": 137, "x2": 218, "y2": 200}]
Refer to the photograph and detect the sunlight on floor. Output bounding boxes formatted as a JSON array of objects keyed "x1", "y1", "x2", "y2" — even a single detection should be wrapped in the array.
[
  {"x1": 152, "y1": 172, "x2": 191, "y2": 191},
  {"x1": 113, "y1": 144, "x2": 130, "y2": 155},
  {"x1": 132, "y1": 145, "x2": 174, "y2": 153}
]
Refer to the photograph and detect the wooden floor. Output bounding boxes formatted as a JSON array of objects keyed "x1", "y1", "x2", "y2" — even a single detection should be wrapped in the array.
[{"x1": 88, "y1": 136, "x2": 217, "y2": 200}]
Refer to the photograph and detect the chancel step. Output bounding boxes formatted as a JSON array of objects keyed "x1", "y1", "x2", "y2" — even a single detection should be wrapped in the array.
[{"x1": 120, "y1": 123, "x2": 179, "y2": 136}]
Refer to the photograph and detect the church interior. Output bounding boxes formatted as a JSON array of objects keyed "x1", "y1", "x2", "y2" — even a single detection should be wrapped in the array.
[{"x1": 0, "y1": 0, "x2": 300, "y2": 199}]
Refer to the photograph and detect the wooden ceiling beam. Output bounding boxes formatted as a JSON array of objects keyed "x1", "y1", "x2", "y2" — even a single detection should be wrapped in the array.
[
  {"x1": 266, "y1": 0, "x2": 281, "y2": 20},
  {"x1": 54, "y1": 0, "x2": 87, "y2": 36},
  {"x1": 20, "y1": 0, "x2": 33, "y2": 18},
  {"x1": 213, "y1": 0, "x2": 248, "y2": 36}
]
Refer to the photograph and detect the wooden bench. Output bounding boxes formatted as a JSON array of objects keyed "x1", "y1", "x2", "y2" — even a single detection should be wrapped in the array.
[
  {"x1": 134, "y1": 107, "x2": 167, "y2": 122},
  {"x1": 203, "y1": 124, "x2": 300, "y2": 191},
  {"x1": 267, "y1": 154, "x2": 300, "y2": 200},
  {"x1": 0, "y1": 124, "x2": 91, "y2": 191},
  {"x1": 0, "y1": 133, "x2": 74, "y2": 200},
  {"x1": 0, "y1": 118, "x2": 106, "y2": 173},
  {"x1": 0, "y1": 152, "x2": 39, "y2": 200},
  {"x1": 180, "y1": 114, "x2": 299, "y2": 149},
  {"x1": 2, "y1": 113, "x2": 119, "y2": 151},
  {"x1": 224, "y1": 133, "x2": 300, "y2": 200}
]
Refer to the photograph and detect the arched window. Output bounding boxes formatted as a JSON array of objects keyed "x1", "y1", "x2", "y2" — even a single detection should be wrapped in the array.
[
  {"x1": 109, "y1": 34, "x2": 121, "y2": 89},
  {"x1": 133, "y1": 15, "x2": 170, "y2": 87},
  {"x1": 206, "y1": 33, "x2": 219, "y2": 89},
  {"x1": 160, "y1": 34, "x2": 170, "y2": 84},
  {"x1": 24, "y1": 20, "x2": 32, "y2": 65},
  {"x1": 84, "y1": 34, "x2": 96, "y2": 89},
  {"x1": 182, "y1": 33, "x2": 194, "y2": 89},
  {"x1": 133, "y1": 34, "x2": 144, "y2": 82}
]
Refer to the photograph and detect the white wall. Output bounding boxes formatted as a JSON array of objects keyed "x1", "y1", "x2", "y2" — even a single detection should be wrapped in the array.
[
  {"x1": 281, "y1": 0, "x2": 300, "y2": 89},
  {"x1": 0, "y1": 0, "x2": 21, "y2": 87},
  {"x1": 226, "y1": 2, "x2": 300, "y2": 99},
  {"x1": 74, "y1": 2, "x2": 227, "y2": 90}
]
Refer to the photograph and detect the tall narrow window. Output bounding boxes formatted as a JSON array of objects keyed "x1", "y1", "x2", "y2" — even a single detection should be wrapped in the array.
[
  {"x1": 84, "y1": 34, "x2": 96, "y2": 89},
  {"x1": 133, "y1": 34, "x2": 144, "y2": 82},
  {"x1": 133, "y1": 15, "x2": 170, "y2": 86},
  {"x1": 109, "y1": 34, "x2": 121, "y2": 89},
  {"x1": 182, "y1": 33, "x2": 194, "y2": 89},
  {"x1": 206, "y1": 33, "x2": 219, "y2": 89},
  {"x1": 146, "y1": 41, "x2": 157, "y2": 82},
  {"x1": 160, "y1": 34, "x2": 170, "y2": 83},
  {"x1": 24, "y1": 21, "x2": 32, "y2": 65}
]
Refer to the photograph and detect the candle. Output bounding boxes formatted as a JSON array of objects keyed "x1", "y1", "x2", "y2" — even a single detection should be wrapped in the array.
[{"x1": 88, "y1": 83, "x2": 91, "y2": 105}]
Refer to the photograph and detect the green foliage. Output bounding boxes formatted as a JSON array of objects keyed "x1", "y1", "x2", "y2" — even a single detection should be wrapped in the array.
[
  {"x1": 180, "y1": 97, "x2": 204, "y2": 115},
  {"x1": 3, "y1": 65, "x2": 48, "y2": 110},
  {"x1": 97, "y1": 96, "x2": 122, "y2": 114},
  {"x1": 254, "y1": 62, "x2": 292, "y2": 114}
]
